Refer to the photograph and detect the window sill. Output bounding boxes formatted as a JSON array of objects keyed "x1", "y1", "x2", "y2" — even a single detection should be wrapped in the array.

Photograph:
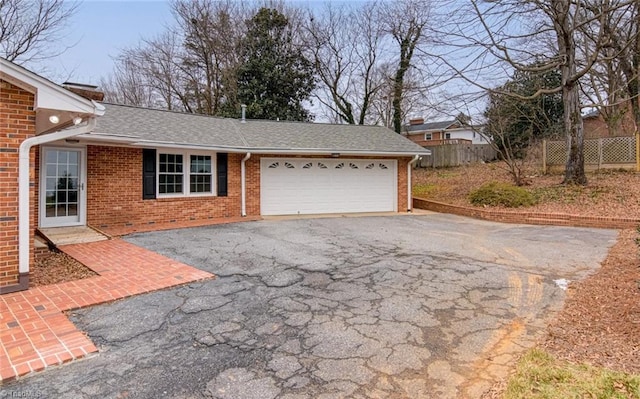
[{"x1": 156, "y1": 193, "x2": 217, "y2": 200}]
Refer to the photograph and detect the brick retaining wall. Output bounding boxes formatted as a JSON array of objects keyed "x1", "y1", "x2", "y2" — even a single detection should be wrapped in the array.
[{"x1": 413, "y1": 197, "x2": 640, "y2": 229}]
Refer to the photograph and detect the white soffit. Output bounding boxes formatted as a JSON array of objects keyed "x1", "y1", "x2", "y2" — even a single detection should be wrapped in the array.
[{"x1": 0, "y1": 58, "x2": 98, "y2": 114}]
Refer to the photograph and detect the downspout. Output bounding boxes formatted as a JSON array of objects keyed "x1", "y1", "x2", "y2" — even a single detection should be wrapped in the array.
[
  {"x1": 18, "y1": 117, "x2": 97, "y2": 277},
  {"x1": 240, "y1": 152, "x2": 251, "y2": 217},
  {"x1": 407, "y1": 155, "x2": 420, "y2": 212}
]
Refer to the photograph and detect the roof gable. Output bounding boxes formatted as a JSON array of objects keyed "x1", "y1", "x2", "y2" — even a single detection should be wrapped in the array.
[
  {"x1": 1, "y1": 58, "x2": 105, "y2": 134},
  {"x1": 0, "y1": 58, "x2": 102, "y2": 115}
]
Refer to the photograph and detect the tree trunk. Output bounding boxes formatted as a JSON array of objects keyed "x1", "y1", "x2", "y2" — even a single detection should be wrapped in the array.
[
  {"x1": 555, "y1": 0, "x2": 587, "y2": 185},
  {"x1": 392, "y1": 72, "x2": 404, "y2": 134},
  {"x1": 392, "y1": 38, "x2": 413, "y2": 134},
  {"x1": 562, "y1": 82, "x2": 587, "y2": 185}
]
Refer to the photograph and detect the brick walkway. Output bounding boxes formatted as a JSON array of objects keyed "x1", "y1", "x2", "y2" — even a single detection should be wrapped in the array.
[{"x1": 0, "y1": 239, "x2": 213, "y2": 383}]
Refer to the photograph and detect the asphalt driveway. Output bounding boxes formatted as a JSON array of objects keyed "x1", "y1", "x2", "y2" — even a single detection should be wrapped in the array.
[{"x1": 2, "y1": 214, "x2": 617, "y2": 399}]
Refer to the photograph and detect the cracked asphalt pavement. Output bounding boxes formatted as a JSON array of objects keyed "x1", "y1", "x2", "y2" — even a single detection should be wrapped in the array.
[{"x1": 2, "y1": 214, "x2": 617, "y2": 399}]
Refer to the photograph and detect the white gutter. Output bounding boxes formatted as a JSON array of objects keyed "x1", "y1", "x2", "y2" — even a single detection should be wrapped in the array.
[
  {"x1": 18, "y1": 117, "x2": 98, "y2": 274},
  {"x1": 407, "y1": 155, "x2": 420, "y2": 212},
  {"x1": 240, "y1": 152, "x2": 251, "y2": 217}
]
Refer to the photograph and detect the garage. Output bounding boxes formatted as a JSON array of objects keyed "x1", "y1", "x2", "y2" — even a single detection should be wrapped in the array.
[{"x1": 260, "y1": 158, "x2": 397, "y2": 215}]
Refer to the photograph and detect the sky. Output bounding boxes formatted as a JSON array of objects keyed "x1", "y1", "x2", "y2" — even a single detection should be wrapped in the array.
[
  {"x1": 32, "y1": 0, "x2": 480, "y2": 120},
  {"x1": 42, "y1": 1, "x2": 174, "y2": 85},
  {"x1": 40, "y1": 0, "x2": 331, "y2": 86}
]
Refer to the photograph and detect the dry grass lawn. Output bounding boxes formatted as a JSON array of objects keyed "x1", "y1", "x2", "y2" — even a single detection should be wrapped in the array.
[{"x1": 413, "y1": 163, "x2": 640, "y2": 218}]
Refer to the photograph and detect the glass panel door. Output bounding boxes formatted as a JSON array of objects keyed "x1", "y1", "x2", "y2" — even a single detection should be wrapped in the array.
[{"x1": 41, "y1": 147, "x2": 84, "y2": 227}]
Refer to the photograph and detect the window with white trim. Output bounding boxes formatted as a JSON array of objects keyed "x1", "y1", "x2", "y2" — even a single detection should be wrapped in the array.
[
  {"x1": 158, "y1": 152, "x2": 215, "y2": 196},
  {"x1": 424, "y1": 133, "x2": 432, "y2": 140},
  {"x1": 159, "y1": 154, "x2": 184, "y2": 194},
  {"x1": 190, "y1": 155, "x2": 212, "y2": 193},
  {"x1": 445, "y1": 132, "x2": 451, "y2": 139}
]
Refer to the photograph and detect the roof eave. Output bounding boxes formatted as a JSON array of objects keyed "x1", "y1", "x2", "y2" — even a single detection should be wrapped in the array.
[{"x1": 78, "y1": 133, "x2": 431, "y2": 156}]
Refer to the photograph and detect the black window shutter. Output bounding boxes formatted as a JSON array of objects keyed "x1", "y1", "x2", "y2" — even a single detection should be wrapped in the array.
[
  {"x1": 217, "y1": 153, "x2": 228, "y2": 197},
  {"x1": 142, "y1": 149, "x2": 156, "y2": 199}
]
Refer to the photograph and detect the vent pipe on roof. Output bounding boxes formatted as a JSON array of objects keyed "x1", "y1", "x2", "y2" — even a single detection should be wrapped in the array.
[{"x1": 241, "y1": 104, "x2": 247, "y2": 123}]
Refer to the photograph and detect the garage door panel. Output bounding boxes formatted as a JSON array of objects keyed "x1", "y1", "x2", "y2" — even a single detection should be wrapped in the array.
[{"x1": 260, "y1": 158, "x2": 397, "y2": 215}]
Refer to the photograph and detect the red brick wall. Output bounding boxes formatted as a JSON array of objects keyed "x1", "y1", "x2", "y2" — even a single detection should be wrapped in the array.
[
  {"x1": 0, "y1": 80, "x2": 36, "y2": 288},
  {"x1": 398, "y1": 157, "x2": 409, "y2": 211},
  {"x1": 86, "y1": 146, "x2": 245, "y2": 229},
  {"x1": 245, "y1": 156, "x2": 261, "y2": 216},
  {"x1": 85, "y1": 148, "x2": 413, "y2": 229},
  {"x1": 583, "y1": 111, "x2": 636, "y2": 139},
  {"x1": 406, "y1": 134, "x2": 423, "y2": 144},
  {"x1": 413, "y1": 197, "x2": 640, "y2": 229}
]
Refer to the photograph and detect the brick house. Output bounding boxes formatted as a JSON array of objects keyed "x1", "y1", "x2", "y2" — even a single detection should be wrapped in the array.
[
  {"x1": 582, "y1": 109, "x2": 637, "y2": 139},
  {"x1": 403, "y1": 118, "x2": 490, "y2": 147},
  {"x1": 0, "y1": 58, "x2": 427, "y2": 294}
]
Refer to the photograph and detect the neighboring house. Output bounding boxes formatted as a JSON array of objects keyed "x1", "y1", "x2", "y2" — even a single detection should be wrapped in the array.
[
  {"x1": 0, "y1": 58, "x2": 428, "y2": 294},
  {"x1": 583, "y1": 109, "x2": 636, "y2": 139},
  {"x1": 403, "y1": 118, "x2": 490, "y2": 146}
]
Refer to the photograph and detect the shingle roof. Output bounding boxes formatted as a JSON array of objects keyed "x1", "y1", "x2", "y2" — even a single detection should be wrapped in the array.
[
  {"x1": 89, "y1": 103, "x2": 427, "y2": 155},
  {"x1": 405, "y1": 119, "x2": 457, "y2": 133}
]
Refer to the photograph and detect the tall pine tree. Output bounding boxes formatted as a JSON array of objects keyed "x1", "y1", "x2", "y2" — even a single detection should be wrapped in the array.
[{"x1": 237, "y1": 8, "x2": 315, "y2": 121}]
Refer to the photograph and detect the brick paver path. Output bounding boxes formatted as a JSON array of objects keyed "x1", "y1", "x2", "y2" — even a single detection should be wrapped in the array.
[{"x1": 0, "y1": 239, "x2": 213, "y2": 383}]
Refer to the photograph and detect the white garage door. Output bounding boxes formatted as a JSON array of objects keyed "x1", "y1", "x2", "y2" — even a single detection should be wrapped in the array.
[{"x1": 260, "y1": 158, "x2": 397, "y2": 215}]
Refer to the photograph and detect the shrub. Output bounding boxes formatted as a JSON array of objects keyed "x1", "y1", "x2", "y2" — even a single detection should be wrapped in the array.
[{"x1": 469, "y1": 182, "x2": 536, "y2": 208}]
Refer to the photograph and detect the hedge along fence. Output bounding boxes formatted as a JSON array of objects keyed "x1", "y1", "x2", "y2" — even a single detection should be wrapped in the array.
[{"x1": 543, "y1": 136, "x2": 639, "y2": 172}]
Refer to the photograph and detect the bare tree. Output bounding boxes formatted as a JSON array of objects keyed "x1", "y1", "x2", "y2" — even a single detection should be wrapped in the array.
[
  {"x1": 104, "y1": 0, "x2": 249, "y2": 116},
  {"x1": 0, "y1": 0, "x2": 78, "y2": 64},
  {"x1": 304, "y1": 2, "x2": 386, "y2": 125},
  {"x1": 594, "y1": 1, "x2": 640, "y2": 135},
  {"x1": 134, "y1": 33, "x2": 191, "y2": 111},
  {"x1": 102, "y1": 0, "x2": 440, "y2": 126},
  {"x1": 372, "y1": 64, "x2": 431, "y2": 129},
  {"x1": 430, "y1": 0, "x2": 636, "y2": 185},
  {"x1": 100, "y1": 56, "x2": 157, "y2": 108},
  {"x1": 101, "y1": 32, "x2": 189, "y2": 110},
  {"x1": 173, "y1": 0, "x2": 247, "y2": 115},
  {"x1": 483, "y1": 104, "x2": 536, "y2": 186},
  {"x1": 582, "y1": 54, "x2": 629, "y2": 135},
  {"x1": 380, "y1": 0, "x2": 432, "y2": 134}
]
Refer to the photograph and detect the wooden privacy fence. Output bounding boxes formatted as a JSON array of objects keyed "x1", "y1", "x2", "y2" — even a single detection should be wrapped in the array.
[
  {"x1": 543, "y1": 136, "x2": 638, "y2": 171},
  {"x1": 419, "y1": 144, "x2": 497, "y2": 168}
]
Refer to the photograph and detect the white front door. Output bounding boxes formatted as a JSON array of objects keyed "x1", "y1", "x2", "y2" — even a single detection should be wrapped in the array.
[{"x1": 40, "y1": 147, "x2": 87, "y2": 228}]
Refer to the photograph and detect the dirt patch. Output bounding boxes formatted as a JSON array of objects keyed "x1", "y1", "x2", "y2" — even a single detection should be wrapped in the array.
[{"x1": 30, "y1": 251, "x2": 97, "y2": 287}]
